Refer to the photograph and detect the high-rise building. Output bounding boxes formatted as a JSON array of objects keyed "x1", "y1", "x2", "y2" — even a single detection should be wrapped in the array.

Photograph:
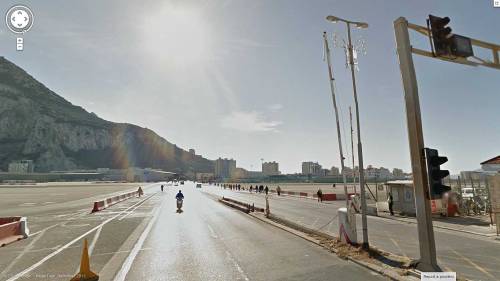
[
  {"x1": 330, "y1": 166, "x2": 340, "y2": 176},
  {"x1": 214, "y1": 158, "x2": 236, "y2": 179},
  {"x1": 301, "y1": 161, "x2": 322, "y2": 176},
  {"x1": 262, "y1": 161, "x2": 280, "y2": 176},
  {"x1": 8, "y1": 160, "x2": 35, "y2": 173}
]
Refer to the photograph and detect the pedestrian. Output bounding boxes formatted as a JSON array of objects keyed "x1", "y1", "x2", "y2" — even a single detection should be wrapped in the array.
[
  {"x1": 277, "y1": 186, "x2": 281, "y2": 196},
  {"x1": 259, "y1": 185, "x2": 263, "y2": 193},
  {"x1": 250, "y1": 185, "x2": 253, "y2": 193},
  {"x1": 388, "y1": 192, "x2": 394, "y2": 216},
  {"x1": 317, "y1": 188, "x2": 323, "y2": 202},
  {"x1": 161, "y1": 185, "x2": 164, "y2": 192},
  {"x1": 265, "y1": 186, "x2": 269, "y2": 195}
]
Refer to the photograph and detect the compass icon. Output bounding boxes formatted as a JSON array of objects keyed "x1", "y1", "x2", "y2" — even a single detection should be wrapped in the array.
[{"x1": 5, "y1": 5, "x2": 34, "y2": 34}]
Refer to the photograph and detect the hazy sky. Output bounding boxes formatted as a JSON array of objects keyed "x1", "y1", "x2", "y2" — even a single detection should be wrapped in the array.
[{"x1": 1, "y1": 0, "x2": 498, "y2": 174}]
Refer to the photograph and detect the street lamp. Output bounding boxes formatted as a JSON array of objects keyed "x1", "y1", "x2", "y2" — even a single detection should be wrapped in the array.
[{"x1": 326, "y1": 15, "x2": 369, "y2": 250}]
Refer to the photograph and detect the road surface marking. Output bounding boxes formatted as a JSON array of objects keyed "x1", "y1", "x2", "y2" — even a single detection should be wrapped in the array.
[
  {"x1": 310, "y1": 217, "x2": 319, "y2": 228},
  {"x1": 113, "y1": 206, "x2": 161, "y2": 281},
  {"x1": 118, "y1": 194, "x2": 156, "y2": 221},
  {"x1": 388, "y1": 237, "x2": 408, "y2": 258},
  {"x1": 0, "y1": 226, "x2": 50, "y2": 276},
  {"x1": 451, "y1": 249, "x2": 494, "y2": 279},
  {"x1": 225, "y1": 250, "x2": 250, "y2": 281},
  {"x1": 6, "y1": 193, "x2": 157, "y2": 281},
  {"x1": 207, "y1": 224, "x2": 218, "y2": 239},
  {"x1": 73, "y1": 226, "x2": 103, "y2": 275},
  {"x1": 92, "y1": 247, "x2": 152, "y2": 257},
  {"x1": 436, "y1": 258, "x2": 454, "y2": 273}
]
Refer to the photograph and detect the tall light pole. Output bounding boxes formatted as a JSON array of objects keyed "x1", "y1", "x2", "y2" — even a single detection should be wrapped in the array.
[
  {"x1": 326, "y1": 15, "x2": 369, "y2": 249},
  {"x1": 323, "y1": 31, "x2": 349, "y2": 208},
  {"x1": 349, "y1": 106, "x2": 356, "y2": 193}
]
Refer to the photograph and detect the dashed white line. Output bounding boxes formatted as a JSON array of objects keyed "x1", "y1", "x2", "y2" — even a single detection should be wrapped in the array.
[
  {"x1": 207, "y1": 224, "x2": 218, "y2": 239},
  {"x1": 225, "y1": 250, "x2": 250, "y2": 281}
]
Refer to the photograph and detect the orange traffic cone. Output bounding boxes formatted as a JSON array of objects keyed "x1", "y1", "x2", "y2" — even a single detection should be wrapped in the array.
[{"x1": 70, "y1": 239, "x2": 99, "y2": 281}]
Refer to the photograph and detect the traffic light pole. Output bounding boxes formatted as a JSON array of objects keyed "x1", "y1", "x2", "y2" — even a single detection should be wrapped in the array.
[{"x1": 394, "y1": 17, "x2": 440, "y2": 272}]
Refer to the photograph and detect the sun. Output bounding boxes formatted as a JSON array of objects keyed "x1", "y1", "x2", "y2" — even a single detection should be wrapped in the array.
[{"x1": 141, "y1": 3, "x2": 212, "y2": 67}]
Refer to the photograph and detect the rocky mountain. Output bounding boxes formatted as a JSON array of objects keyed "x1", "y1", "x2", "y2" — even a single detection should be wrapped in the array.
[{"x1": 0, "y1": 57, "x2": 214, "y2": 174}]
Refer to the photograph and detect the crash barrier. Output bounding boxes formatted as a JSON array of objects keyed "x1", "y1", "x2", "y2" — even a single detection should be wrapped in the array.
[
  {"x1": 0, "y1": 217, "x2": 29, "y2": 247},
  {"x1": 220, "y1": 197, "x2": 265, "y2": 213},
  {"x1": 338, "y1": 207, "x2": 357, "y2": 245},
  {"x1": 91, "y1": 187, "x2": 143, "y2": 213},
  {"x1": 269, "y1": 190, "x2": 357, "y2": 201}
]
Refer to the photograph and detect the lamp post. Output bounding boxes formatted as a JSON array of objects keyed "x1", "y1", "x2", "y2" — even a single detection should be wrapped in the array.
[{"x1": 326, "y1": 15, "x2": 369, "y2": 249}]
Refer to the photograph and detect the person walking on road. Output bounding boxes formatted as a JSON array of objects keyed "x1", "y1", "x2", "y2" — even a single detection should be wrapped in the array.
[
  {"x1": 264, "y1": 186, "x2": 269, "y2": 195},
  {"x1": 388, "y1": 192, "x2": 394, "y2": 216},
  {"x1": 250, "y1": 185, "x2": 253, "y2": 193},
  {"x1": 161, "y1": 185, "x2": 164, "y2": 192},
  {"x1": 317, "y1": 188, "x2": 323, "y2": 202},
  {"x1": 276, "y1": 186, "x2": 281, "y2": 196}
]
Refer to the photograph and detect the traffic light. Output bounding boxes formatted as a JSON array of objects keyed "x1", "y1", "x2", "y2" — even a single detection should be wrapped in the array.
[
  {"x1": 424, "y1": 148, "x2": 451, "y2": 199},
  {"x1": 428, "y1": 15, "x2": 473, "y2": 58}
]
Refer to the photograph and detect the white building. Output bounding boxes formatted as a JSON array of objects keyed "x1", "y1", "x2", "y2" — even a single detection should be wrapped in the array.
[
  {"x1": 8, "y1": 160, "x2": 35, "y2": 173},
  {"x1": 302, "y1": 162, "x2": 322, "y2": 176},
  {"x1": 262, "y1": 161, "x2": 280, "y2": 176},
  {"x1": 215, "y1": 158, "x2": 236, "y2": 179}
]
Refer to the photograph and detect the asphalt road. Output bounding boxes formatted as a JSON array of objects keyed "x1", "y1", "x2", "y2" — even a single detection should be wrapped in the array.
[
  {"x1": 205, "y1": 187, "x2": 500, "y2": 281},
  {"x1": 0, "y1": 182, "x2": 386, "y2": 281}
]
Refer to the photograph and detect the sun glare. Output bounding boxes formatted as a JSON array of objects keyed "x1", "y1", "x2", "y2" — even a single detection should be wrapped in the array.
[{"x1": 141, "y1": 4, "x2": 212, "y2": 67}]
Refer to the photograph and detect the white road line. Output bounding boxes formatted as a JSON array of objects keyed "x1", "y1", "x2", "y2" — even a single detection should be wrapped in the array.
[
  {"x1": 73, "y1": 226, "x2": 103, "y2": 275},
  {"x1": 207, "y1": 224, "x2": 218, "y2": 239},
  {"x1": 6, "y1": 194, "x2": 156, "y2": 281},
  {"x1": 1, "y1": 226, "x2": 49, "y2": 276},
  {"x1": 310, "y1": 217, "x2": 320, "y2": 229},
  {"x1": 225, "y1": 250, "x2": 250, "y2": 281},
  {"x1": 113, "y1": 207, "x2": 161, "y2": 281},
  {"x1": 118, "y1": 195, "x2": 154, "y2": 221}
]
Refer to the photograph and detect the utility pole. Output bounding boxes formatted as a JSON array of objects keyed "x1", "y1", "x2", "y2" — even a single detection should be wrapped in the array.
[
  {"x1": 394, "y1": 17, "x2": 440, "y2": 272},
  {"x1": 349, "y1": 106, "x2": 356, "y2": 193},
  {"x1": 346, "y1": 23, "x2": 369, "y2": 249},
  {"x1": 323, "y1": 31, "x2": 349, "y2": 208}
]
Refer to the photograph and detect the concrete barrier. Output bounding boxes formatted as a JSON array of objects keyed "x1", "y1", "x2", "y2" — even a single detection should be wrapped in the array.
[
  {"x1": 322, "y1": 194, "x2": 337, "y2": 201},
  {"x1": 91, "y1": 188, "x2": 141, "y2": 213},
  {"x1": 299, "y1": 192, "x2": 308, "y2": 197},
  {"x1": 0, "y1": 217, "x2": 29, "y2": 246}
]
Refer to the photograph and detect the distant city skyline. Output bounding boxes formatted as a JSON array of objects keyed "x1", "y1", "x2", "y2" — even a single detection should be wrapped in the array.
[{"x1": 0, "y1": 0, "x2": 498, "y2": 174}]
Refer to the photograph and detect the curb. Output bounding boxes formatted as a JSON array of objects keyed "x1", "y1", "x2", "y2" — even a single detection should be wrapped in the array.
[
  {"x1": 376, "y1": 214, "x2": 497, "y2": 238},
  {"x1": 248, "y1": 212, "x2": 418, "y2": 281}
]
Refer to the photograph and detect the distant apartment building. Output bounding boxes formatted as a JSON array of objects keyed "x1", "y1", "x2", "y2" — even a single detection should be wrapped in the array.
[
  {"x1": 8, "y1": 160, "x2": 35, "y2": 174},
  {"x1": 215, "y1": 158, "x2": 236, "y2": 179},
  {"x1": 392, "y1": 168, "x2": 404, "y2": 178},
  {"x1": 196, "y1": 172, "x2": 214, "y2": 182},
  {"x1": 231, "y1": 168, "x2": 248, "y2": 179},
  {"x1": 330, "y1": 166, "x2": 340, "y2": 176},
  {"x1": 262, "y1": 161, "x2": 280, "y2": 176},
  {"x1": 302, "y1": 162, "x2": 322, "y2": 176},
  {"x1": 365, "y1": 165, "x2": 392, "y2": 180}
]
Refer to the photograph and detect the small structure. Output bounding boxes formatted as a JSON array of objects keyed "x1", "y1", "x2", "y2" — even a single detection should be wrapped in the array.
[{"x1": 382, "y1": 180, "x2": 416, "y2": 216}]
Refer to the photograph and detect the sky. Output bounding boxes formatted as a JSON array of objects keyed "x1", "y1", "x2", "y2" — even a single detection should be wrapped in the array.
[{"x1": 0, "y1": 0, "x2": 498, "y2": 174}]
